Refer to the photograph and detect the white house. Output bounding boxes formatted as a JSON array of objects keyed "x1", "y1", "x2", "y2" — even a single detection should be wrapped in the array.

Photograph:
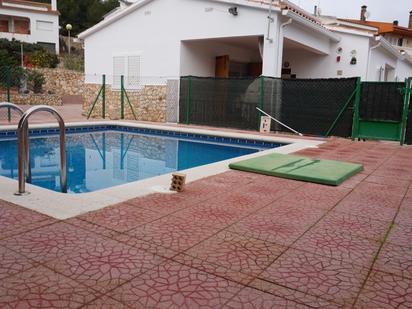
[
  {"x1": 0, "y1": 0, "x2": 60, "y2": 54},
  {"x1": 78, "y1": 0, "x2": 412, "y2": 84}
]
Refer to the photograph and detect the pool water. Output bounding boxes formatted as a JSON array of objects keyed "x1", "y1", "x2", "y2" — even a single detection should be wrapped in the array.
[{"x1": 0, "y1": 130, "x2": 277, "y2": 193}]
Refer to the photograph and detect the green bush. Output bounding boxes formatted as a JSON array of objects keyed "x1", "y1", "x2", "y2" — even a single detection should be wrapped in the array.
[
  {"x1": 63, "y1": 55, "x2": 84, "y2": 71},
  {"x1": 27, "y1": 70, "x2": 45, "y2": 94},
  {"x1": 30, "y1": 50, "x2": 59, "y2": 68}
]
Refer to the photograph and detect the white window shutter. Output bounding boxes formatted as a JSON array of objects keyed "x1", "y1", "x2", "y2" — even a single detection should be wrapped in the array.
[
  {"x1": 113, "y1": 56, "x2": 126, "y2": 88},
  {"x1": 127, "y1": 56, "x2": 140, "y2": 89}
]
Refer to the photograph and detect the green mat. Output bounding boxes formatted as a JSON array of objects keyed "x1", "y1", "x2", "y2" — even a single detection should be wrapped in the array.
[{"x1": 229, "y1": 153, "x2": 363, "y2": 186}]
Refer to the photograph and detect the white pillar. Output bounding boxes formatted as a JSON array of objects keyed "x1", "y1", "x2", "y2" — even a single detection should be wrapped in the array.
[
  {"x1": 262, "y1": 16, "x2": 279, "y2": 77},
  {"x1": 51, "y1": 0, "x2": 57, "y2": 11}
]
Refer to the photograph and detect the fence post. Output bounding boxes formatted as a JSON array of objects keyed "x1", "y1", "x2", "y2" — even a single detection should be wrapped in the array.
[
  {"x1": 120, "y1": 75, "x2": 125, "y2": 120},
  {"x1": 400, "y1": 77, "x2": 411, "y2": 145},
  {"x1": 6, "y1": 67, "x2": 11, "y2": 122},
  {"x1": 102, "y1": 74, "x2": 106, "y2": 119},
  {"x1": 185, "y1": 76, "x2": 191, "y2": 124},
  {"x1": 351, "y1": 77, "x2": 361, "y2": 140}
]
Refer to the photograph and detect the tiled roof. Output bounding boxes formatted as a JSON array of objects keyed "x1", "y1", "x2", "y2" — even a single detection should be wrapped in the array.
[{"x1": 341, "y1": 19, "x2": 412, "y2": 37}]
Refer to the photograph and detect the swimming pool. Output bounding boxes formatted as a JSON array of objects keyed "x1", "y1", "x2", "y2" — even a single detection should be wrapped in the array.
[{"x1": 0, "y1": 125, "x2": 284, "y2": 193}]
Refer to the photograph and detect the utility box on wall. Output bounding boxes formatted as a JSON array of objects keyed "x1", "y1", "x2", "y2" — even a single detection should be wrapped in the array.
[{"x1": 260, "y1": 116, "x2": 271, "y2": 133}]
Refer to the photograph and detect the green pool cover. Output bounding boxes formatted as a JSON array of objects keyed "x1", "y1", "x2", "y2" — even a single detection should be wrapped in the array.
[{"x1": 229, "y1": 153, "x2": 363, "y2": 186}]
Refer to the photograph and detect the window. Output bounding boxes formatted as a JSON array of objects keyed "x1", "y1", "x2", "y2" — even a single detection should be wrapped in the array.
[
  {"x1": 398, "y1": 38, "x2": 404, "y2": 47},
  {"x1": 37, "y1": 42, "x2": 56, "y2": 53},
  {"x1": 113, "y1": 54, "x2": 141, "y2": 89},
  {"x1": 0, "y1": 17, "x2": 9, "y2": 32},
  {"x1": 36, "y1": 20, "x2": 53, "y2": 31}
]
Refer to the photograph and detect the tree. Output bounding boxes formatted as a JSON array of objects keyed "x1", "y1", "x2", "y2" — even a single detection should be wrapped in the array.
[{"x1": 33, "y1": 0, "x2": 119, "y2": 36}]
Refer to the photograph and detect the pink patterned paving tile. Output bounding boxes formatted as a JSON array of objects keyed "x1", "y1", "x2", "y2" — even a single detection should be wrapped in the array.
[
  {"x1": 292, "y1": 227, "x2": 380, "y2": 267},
  {"x1": 125, "y1": 215, "x2": 221, "y2": 252},
  {"x1": 205, "y1": 190, "x2": 273, "y2": 212},
  {"x1": 372, "y1": 167, "x2": 412, "y2": 181},
  {"x1": 48, "y1": 239, "x2": 164, "y2": 293},
  {"x1": 250, "y1": 279, "x2": 341, "y2": 308},
  {"x1": 228, "y1": 203, "x2": 324, "y2": 246},
  {"x1": 125, "y1": 192, "x2": 200, "y2": 215},
  {"x1": 252, "y1": 175, "x2": 303, "y2": 190},
  {"x1": 225, "y1": 286, "x2": 310, "y2": 309},
  {"x1": 182, "y1": 231, "x2": 285, "y2": 278},
  {"x1": 113, "y1": 233, "x2": 179, "y2": 259},
  {"x1": 108, "y1": 260, "x2": 244, "y2": 309},
  {"x1": 172, "y1": 253, "x2": 254, "y2": 285},
  {"x1": 173, "y1": 203, "x2": 248, "y2": 228},
  {"x1": 0, "y1": 265, "x2": 100, "y2": 308},
  {"x1": 387, "y1": 224, "x2": 412, "y2": 249},
  {"x1": 0, "y1": 201, "x2": 55, "y2": 240},
  {"x1": 82, "y1": 296, "x2": 128, "y2": 308},
  {"x1": 258, "y1": 248, "x2": 368, "y2": 306},
  {"x1": 343, "y1": 189, "x2": 404, "y2": 209},
  {"x1": 340, "y1": 173, "x2": 368, "y2": 189},
  {"x1": 210, "y1": 170, "x2": 264, "y2": 186},
  {"x1": 374, "y1": 243, "x2": 412, "y2": 280},
  {"x1": 364, "y1": 175, "x2": 411, "y2": 189},
  {"x1": 64, "y1": 218, "x2": 120, "y2": 239},
  {"x1": 355, "y1": 271, "x2": 412, "y2": 309},
  {"x1": 315, "y1": 212, "x2": 390, "y2": 241},
  {"x1": 396, "y1": 208, "x2": 412, "y2": 226},
  {"x1": 240, "y1": 179, "x2": 301, "y2": 201},
  {"x1": 334, "y1": 197, "x2": 399, "y2": 223},
  {"x1": 278, "y1": 183, "x2": 350, "y2": 210},
  {"x1": 354, "y1": 181, "x2": 408, "y2": 197},
  {"x1": 0, "y1": 245, "x2": 35, "y2": 280},
  {"x1": 78, "y1": 203, "x2": 163, "y2": 233},
  {"x1": 0, "y1": 222, "x2": 103, "y2": 263},
  {"x1": 400, "y1": 197, "x2": 412, "y2": 212}
]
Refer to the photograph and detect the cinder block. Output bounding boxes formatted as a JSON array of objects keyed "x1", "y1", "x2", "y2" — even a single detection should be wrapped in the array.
[{"x1": 170, "y1": 173, "x2": 186, "y2": 192}]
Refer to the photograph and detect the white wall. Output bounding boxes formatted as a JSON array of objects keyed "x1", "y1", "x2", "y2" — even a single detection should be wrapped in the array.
[
  {"x1": 367, "y1": 47, "x2": 398, "y2": 81},
  {"x1": 283, "y1": 23, "x2": 331, "y2": 55},
  {"x1": 84, "y1": 0, "x2": 281, "y2": 82},
  {"x1": 396, "y1": 59, "x2": 412, "y2": 81},
  {"x1": 180, "y1": 39, "x2": 260, "y2": 76},
  {"x1": 0, "y1": 8, "x2": 59, "y2": 53},
  {"x1": 283, "y1": 31, "x2": 370, "y2": 79}
]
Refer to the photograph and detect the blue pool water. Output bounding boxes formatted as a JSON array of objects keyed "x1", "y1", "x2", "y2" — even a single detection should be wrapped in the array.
[{"x1": 0, "y1": 127, "x2": 283, "y2": 193}]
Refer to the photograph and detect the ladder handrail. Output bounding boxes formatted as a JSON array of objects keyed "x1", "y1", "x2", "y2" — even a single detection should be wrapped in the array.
[
  {"x1": 16, "y1": 106, "x2": 67, "y2": 195},
  {"x1": 0, "y1": 102, "x2": 24, "y2": 122}
]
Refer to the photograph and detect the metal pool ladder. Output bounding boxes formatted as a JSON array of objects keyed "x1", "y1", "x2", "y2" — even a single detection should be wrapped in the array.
[
  {"x1": 0, "y1": 102, "x2": 24, "y2": 122},
  {"x1": 15, "y1": 106, "x2": 67, "y2": 195}
]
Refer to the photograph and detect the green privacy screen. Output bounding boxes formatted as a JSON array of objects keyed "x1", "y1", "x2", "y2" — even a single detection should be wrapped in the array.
[{"x1": 180, "y1": 76, "x2": 357, "y2": 137}]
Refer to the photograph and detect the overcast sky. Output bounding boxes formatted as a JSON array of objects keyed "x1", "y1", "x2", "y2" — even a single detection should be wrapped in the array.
[{"x1": 294, "y1": 0, "x2": 411, "y2": 27}]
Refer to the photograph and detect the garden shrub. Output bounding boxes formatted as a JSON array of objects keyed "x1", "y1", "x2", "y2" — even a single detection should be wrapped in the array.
[
  {"x1": 63, "y1": 55, "x2": 84, "y2": 71},
  {"x1": 27, "y1": 70, "x2": 45, "y2": 94},
  {"x1": 30, "y1": 50, "x2": 59, "y2": 68}
]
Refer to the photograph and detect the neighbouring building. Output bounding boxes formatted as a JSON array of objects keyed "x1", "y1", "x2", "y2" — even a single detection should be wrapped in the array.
[
  {"x1": 340, "y1": 7, "x2": 412, "y2": 57},
  {"x1": 0, "y1": 0, "x2": 60, "y2": 54},
  {"x1": 78, "y1": 0, "x2": 412, "y2": 85}
]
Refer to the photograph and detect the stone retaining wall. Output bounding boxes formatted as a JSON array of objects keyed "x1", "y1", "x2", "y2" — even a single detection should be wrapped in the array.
[
  {"x1": 83, "y1": 84, "x2": 166, "y2": 122},
  {"x1": 6, "y1": 68, "x2": 168, "y2": 123}
]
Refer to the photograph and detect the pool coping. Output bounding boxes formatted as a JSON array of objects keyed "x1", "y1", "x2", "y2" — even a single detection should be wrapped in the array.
[{"x1": 0, "y1": 121, "x2": 324, "y2": 219}]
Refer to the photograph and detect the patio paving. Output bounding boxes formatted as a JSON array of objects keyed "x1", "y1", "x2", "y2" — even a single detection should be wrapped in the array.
[{"x1": 0, "y1": 137, "x2": 412, "y2": 308}]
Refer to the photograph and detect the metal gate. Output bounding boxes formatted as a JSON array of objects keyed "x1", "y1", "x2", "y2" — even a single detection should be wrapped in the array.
[{"x1": 352, "y1": 78, "x2": 412, "y2": 145}]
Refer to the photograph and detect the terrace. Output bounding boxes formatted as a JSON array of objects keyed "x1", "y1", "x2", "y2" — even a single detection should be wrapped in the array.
[{"x1": 0, "y1": 104, "x2": 411, "y2": 307}]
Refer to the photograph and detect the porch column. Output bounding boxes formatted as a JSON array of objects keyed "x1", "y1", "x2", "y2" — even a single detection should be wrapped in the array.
[{"x1": 262, "y1": 15, "x2": 291, "y2": 77}]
